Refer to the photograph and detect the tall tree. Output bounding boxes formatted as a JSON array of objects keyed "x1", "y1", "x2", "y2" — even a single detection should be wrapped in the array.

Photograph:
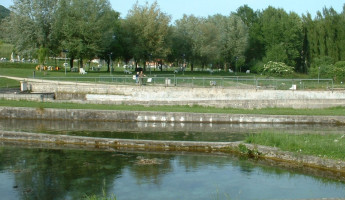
[
  {"x1": 261, "y1": 7, "x2": 303, "y2": 70},
  {"x1": 0, "y1": 5, "x2": 11, "y2": 40},
  {"x1": 174, "y1": 14, "x2": 203, "y2": 71},
  {"x1": 2, "y1": 0, "x2": 58, "y2": 58},
  {"x1": 236, "y1": 5, "x2": 264, "y2": 66},
  {"x1": 214, "y1": 14, "x2": 249, "y2": 72},
  {"x1": 0, "y1": 5, "x2": 10, "y2": 21},
  {"x1": 125, "y1": 1, "x2": 171, "y2": 69},
  {"x1": 53, "y1": 0, "x2": 119, "y2": 69}
]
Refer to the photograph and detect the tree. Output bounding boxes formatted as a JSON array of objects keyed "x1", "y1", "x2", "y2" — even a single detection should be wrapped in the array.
[
  {"x1": 167, "y1": 24, "x2": 193, "y2": 69},
  {"x1": 303, "y1": 5, "x2": 345, "y2": 73},
  {"x1": 0, "y1": 5, "x2": 10, "y2": 22},
  {"x1": 261, "y1": 7, "x2": 303, "y2": 70},
  {"x1": 236, "y1": 5, "x2": 265, "y2": 66},
  {"x1": 2, "y1": 0, "x2": 59, "y2": 58},
  {"x1": 125, "y1": 1, "x2": 171, "y2": 70},
  {"x1": 0, "y1": 4, "x2": 11, "y2": 40},
  {"x1": 53, "y1": 0, "x2": 119, "y2": 69},
  {"x1": 174, "y1": 14, "x2": 203, "y2": 71},
  {"x1": 215, "y1": 14, "x2": 249, "y2": 72}
]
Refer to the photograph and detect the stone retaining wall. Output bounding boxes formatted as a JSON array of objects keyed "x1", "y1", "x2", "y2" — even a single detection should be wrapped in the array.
[
  {"x1": 0, "y1": 93, "x2": 54, "y2": 101},
  {"x1": 25, "y1": 80, "x2": 345, "y2": 109}
]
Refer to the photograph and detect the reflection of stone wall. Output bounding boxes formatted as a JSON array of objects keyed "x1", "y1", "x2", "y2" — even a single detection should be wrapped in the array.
[
  {"x1": 0, "y1": 119, "x2": 343, "y2": 135},
  {"x1": 1, "y1": 107, "x2": 345, "y2": 125}
]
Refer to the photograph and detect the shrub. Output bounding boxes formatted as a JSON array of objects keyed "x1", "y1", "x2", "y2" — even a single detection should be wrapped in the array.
[
  {"x1": 333, "y1": 61, "x2": 345, "y2": 82},
  {"x1": 249, "y1": 60, "x2": 265, "y2": 74},
  {"x1": 262, "y1": 61, "x2": 294, "y2": 76},
  {"x1": 309, "y1": 60, "x2": 345, "y2": 83}
]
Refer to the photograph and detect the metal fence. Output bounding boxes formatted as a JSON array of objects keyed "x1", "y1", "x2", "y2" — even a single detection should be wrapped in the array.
[{"x1": 28, "y1": 76, "x2": 340, "y2": 91}]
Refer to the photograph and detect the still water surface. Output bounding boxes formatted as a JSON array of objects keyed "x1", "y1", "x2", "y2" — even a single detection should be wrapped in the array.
[
  {"x1": 0, "y1": 145, "x2": 344, "y2": 200},
  {"x1": 0, "y1": 119, "x2": 345, "y2": 199},
  {"x1": 1, "y1": 119, "x2": 345, "y2": 142}
]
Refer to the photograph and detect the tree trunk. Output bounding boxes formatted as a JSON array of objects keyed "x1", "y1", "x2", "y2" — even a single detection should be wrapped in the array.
[
  {"x1": 69, "y1": 57, "x2": 74, "y2": 70},
  {"x1": 79, "y1": 59, "x2": 83, "y2": 69}
]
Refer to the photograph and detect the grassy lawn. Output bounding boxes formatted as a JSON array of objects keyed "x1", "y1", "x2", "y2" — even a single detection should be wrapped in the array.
[
  {"x1": 0, "y1": 61, "x2": 245, "y2": 78},
  {"x1": 245, "y1": 131, "x2": 345, "y2": 160},
  {"x1": 0, "y1": 99, "x2": 345, "y2": 116},
  {"x1": 0, "y1": 77, "x2": 20, "y2": 88}
]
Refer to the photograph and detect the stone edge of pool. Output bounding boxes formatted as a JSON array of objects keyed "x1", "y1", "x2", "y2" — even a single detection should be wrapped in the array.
[{"x1": 0, "y1": 130, "x2": 344, "y2": 176}]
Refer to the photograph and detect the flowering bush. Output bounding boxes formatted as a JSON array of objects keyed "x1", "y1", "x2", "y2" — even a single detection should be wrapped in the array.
[{"x1": 263, "y1": 61, "x2": 294, "y2": 76}]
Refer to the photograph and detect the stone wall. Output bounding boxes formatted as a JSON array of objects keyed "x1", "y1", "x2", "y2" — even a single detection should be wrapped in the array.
[{"x1": 25, "y1": 80, "x2": 345, "y2": 109}]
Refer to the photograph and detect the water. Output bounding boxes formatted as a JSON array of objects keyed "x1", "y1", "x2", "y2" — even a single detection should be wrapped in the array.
[
  {"x1": 0, "y1": 119, "x2": 345, "y2": 199},
  {"x1": 1, "y1": 119, "x2": 344, "y2": 142},
  {"x1": 0, "y1": 144, "x2": 344, "y2": 200}
]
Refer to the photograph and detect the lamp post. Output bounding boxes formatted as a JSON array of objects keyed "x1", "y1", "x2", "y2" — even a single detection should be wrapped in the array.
[
  {"x1": 111, "y1": 35, "x2": 116, "y2": 75},
  {"x1": 63, "y1": 49, "x2": 68, "y2": 75},
  {"x1": 318, "y1": 66, "x2": 320, "y2": 84},
  {"x1": 235, "y1": 56, "x2": 238, "y2": 75},
  {"x1": 109, "y1": 52, "x2": 113, "y2": 75},
  {"x1": 149, "y1": 53, "x2": 152, "y2": 76},
  {"x1": 182, "y1": 54, "x2": 185, "y2": 75}
]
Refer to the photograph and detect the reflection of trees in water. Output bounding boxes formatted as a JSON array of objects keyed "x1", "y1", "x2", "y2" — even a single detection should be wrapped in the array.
[
  {"x1": 3, "y1": 119, "x2": 344, "y2": 140},
  {"x1": 0, "y1": 144, "x2": 343, "y2": 200},
  {"x1": 0, "y1": 146, "x2": 134, "y2": 199}
]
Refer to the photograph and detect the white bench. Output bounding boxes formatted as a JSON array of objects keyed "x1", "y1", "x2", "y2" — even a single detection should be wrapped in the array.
[
  {"x1": 79, "y1": 68, "x2": 87, "y2": 74},
  {"x1": 124, "y1": 70, "x2": 132, "y2": 74}
]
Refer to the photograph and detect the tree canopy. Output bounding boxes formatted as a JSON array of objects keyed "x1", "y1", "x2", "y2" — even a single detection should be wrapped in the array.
[
  {"x1": 2, "y1": 1, "x2": 345, "y2": 78},
  {"x1": 0, "y1": 5, "x2": 10, "y2": 21}
]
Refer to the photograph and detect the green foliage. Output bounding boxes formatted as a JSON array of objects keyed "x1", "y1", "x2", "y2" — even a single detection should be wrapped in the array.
[
  {"x1": 237, "y1": 144, "x2": 260, "y2": 159},
  {"x1": 261, "y1": 7, "x2": 303, "y2": 69},
  {"x1": 54, "y1": 0, "x2": 119, "y2": 67},
  {"x1": 249, "y1": 60, "x2": 264, "y2": 73},
  {"x1": 246, "y1": 132, "x2": 345, "y2": 160},
  {"x1": 0, "y1": 43, "x2": 13, "y2": 58},
  {"x1": 37, "y1": 47, "x2": 48, "y2": 65},
  {"x1": 333, "y1": 61, "x2": 345, "y2": 82},
  {"x1": 309, "y1": 59, "x2": 345, "y2": 82},
  {"x1": 125, "y1": 1, "x2": 171, "y2": 65},
  {"x1": 2, "y1": 0, "x2": 59, "y2": 57},
  {"x1": 263, "y1": 43, "x2": 288, "y2": 64},
  {"x1": 0, "y1": 5, "x2": 10, "y2": 21},
  {"x1": 3, "y1": 1, "x2": 345, "y2": 78},
  {"x1": 262, "y1": 61, "x2": 294, "y2": 76}
]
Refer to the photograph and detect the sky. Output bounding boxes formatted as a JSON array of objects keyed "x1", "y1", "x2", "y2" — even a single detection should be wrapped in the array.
[{"x1": 1, "y1": 0, "x2": 344, "y2": 22}]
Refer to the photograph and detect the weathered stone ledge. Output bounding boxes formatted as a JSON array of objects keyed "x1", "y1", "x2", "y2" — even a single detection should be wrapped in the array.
[
  {"x1": 1, "y1": 106, "x2": 345, "y2": 124},
  {"x1": 1, "y1": 130, "x2": 345, "y2": 176}
]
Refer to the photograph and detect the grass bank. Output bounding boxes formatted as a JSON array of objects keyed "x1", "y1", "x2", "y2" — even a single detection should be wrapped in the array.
[
  {"x1": 0, "y1": 77, "x2": 20, "y2": 88},
  {"x1": 1, "y1": 99, "x2": 345, "y2": 116},
  {"x1": 245, "y1": 132, "x2": 345, "y2": 160}
]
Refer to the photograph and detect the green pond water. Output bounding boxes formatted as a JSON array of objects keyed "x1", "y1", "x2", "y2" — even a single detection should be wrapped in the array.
[
  {"x1": 0, "y1": 144, "x2": 344, "y2": 200},
  {"x1": 0, "y1": 119, "x2": 345, "y2": 199},
  {"x1": 1, "y1": 119, "x2": 345, "y2": 142}
]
